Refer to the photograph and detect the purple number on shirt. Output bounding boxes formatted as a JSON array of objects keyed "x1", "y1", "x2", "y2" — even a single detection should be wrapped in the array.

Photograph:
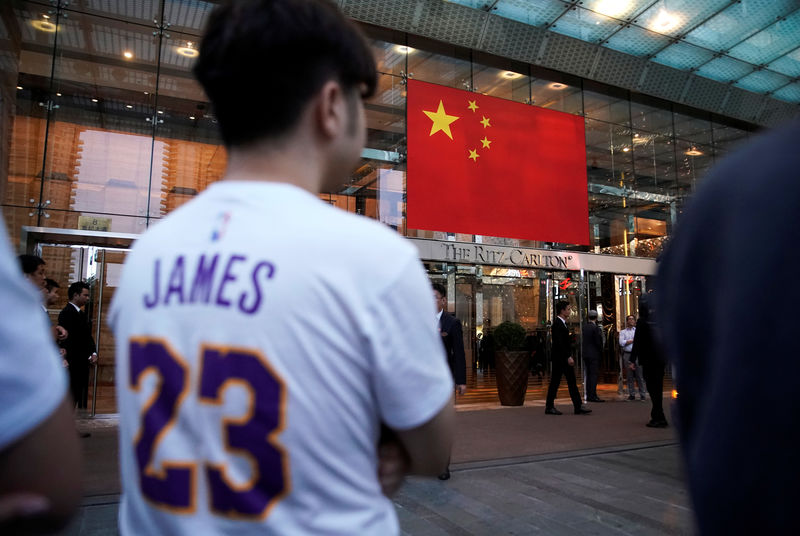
[
  {"x1": 128, "y1": 338, "x2": 289, "y2": 519},
  {"x1": 199, "y1": 345, "x2": 289, "y2": 519},
  {"x1": 129, "y1": 338, "x2": 195, "y2": 512}
]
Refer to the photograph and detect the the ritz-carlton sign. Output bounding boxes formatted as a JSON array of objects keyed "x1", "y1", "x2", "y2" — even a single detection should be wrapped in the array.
[{"x1": 410, "y1": 238, "x2": 578, "y2": 270}]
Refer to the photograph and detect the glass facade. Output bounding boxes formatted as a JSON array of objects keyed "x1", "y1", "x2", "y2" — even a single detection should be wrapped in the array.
[{"x1": 0, "y1": 1, "x2": 757, "y2": 410}]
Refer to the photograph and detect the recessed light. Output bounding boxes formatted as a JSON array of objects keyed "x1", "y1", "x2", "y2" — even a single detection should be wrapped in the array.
[
  {"x1": 144, "y1": 91, "x2": 149, "y2": 95},
  {"x1": 126, "y1": 104, "x2": 133, "y2": 109},
  {"x1": 123, "y1": 51, "x2": 134, "y2": 59},
  {"x1": 56, "y1": 92, "x2": 61, "y2": 96},
  {"x1": 501, "y1": 71, "x2": 523, "y2": 79},
  {"x1": 622, "y1": 147, "x2": 630, "y2": 152},
  {"x1": 548, "y1": 82, "x2": 567, "y2": 90},
  {"x1": 393, "y1": 45, "x2": 415, "y2": 54},
  {"x1": 157, "y1": 110, "x2": 164, "y2": 114},
  {"x1": 42, "y1": 14, "x2": 50, "y2": 19},
  {"x1": 91, "y1": 98, "x2": 98, "y2": 102},
  {"x1": 651, "y1": 9, "x2": 680, "y2": 33},
  {"x1": 189, "y1": 115, "x2": 195, "y2": 120},
  {"x1": 32, "y1": 20, "x2": 56, "y2": 32},
  {"x1": 16, "y1": 86, "x2": 22, "y2": 90},
  {"x1": 685, "y1": 147, "x2": 703, "y2": 156}
]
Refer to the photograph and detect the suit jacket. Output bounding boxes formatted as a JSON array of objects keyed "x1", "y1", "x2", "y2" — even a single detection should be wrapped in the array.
[
  {"x1": 439, "y1": 311, "x2": 466, "y2": 385},
  {"x1": 629, "y1": 318, "x2": 665, "y2": 369},
  {"x1": 581, "y1": 321, "x2": 603, "y2": 362},
  {"x1": 58, "y1": 303, "x2": 96, "y2": 370},
  {"x1": 551, "y1": 317, "x2": 572, "y2": 365}
]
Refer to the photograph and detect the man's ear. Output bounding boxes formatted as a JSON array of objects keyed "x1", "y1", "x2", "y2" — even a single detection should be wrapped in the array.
[{"x1": 315, "y1": 80, "x2": 346, "y2": 140}]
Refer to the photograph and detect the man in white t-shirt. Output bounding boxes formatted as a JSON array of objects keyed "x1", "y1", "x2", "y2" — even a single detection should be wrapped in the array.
[
  {"x1": 108, "y1": 1, "x2": 454, "y2": 534},
  {"x1": 0, "y1": 225, "x2": 82, "y2": 533}
]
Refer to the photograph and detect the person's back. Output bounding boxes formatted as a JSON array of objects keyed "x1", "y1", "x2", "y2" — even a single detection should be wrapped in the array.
[
  {"x1": 659, "y1": 120, "x2": 800, "y2": 533},
  {"x1": 109, "y1": 1, "x2": 454, "y2": 534}
]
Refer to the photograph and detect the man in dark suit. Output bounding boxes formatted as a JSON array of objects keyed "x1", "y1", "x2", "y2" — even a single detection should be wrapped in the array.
[
  {"x1": 545, "y1": 301, "x2": 591, "y2": 415},
  {"x1": 58, "y1": 281, "x2": 98, "y2": 409},
  {"x1": 582, "y1": 310, "x2": 604, "y2": 402},
  {"x1": 629, "y1": 294, "x2": 666, "y2": 427},
  {"x1": 432, "y1": 282, "x2": 466, "y2": 480}
]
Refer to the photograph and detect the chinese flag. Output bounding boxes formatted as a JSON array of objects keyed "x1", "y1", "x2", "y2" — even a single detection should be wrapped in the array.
[{"x1": 406, "y1": 79, "x2": 589, "y2": 245}]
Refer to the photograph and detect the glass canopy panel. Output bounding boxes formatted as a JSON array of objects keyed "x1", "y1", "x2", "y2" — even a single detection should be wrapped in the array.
[
  {"x1": 683, "y1": 0, "x2": 798, "y2": 52},
  {"x1": 727, "y1": 10, "x2": 800, "y2": 65},
  {"x1": 549, "y1": 6, "x2": 620, "y2": 42},
  {"x1": 491, "y1": 0, "x2": 571, "y2": 27},
  {"x1": 582, "y1": 0, "x2": 653, "y2": 21},
  {"x1": 768, "y1": 47, "x2": 800, "y2": 78},
  {"x1": 696, "y1": 56, "x2": 754, "y2": 83},
  {"x1": 444, "y1": 0, "x2": 495, "y2": 9},
  {"x1": 652, "y1": 40, "x2": 716, "y2": 70},
  {"x1": 604, "y1": 24, "x2": 671, "y2": 57},
  {"x1": 632, "y1": 0, "x2": 731, "y2": 38},
  {"x1": 735, "y1": 69, "x2": 792, "y2": 94},
  {"x1": 771, "y1": 82, "x2": 800, "y2": 103}
]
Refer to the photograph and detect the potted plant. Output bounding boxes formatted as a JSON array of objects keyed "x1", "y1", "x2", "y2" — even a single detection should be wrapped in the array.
[{"x1": 493, "y1": 321, "x2": 529, "y2": 406}]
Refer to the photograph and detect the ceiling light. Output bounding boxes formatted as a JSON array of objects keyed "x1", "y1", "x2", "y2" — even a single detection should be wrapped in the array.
[
  {"x1": 157, "y1": 110, "x2": 164, "y2": 114},
  {"x1": 393, "y1": 45, "x2": 415, "y2": 54},
  {"x1": 176, "y1": 44, "x2": 199, "y2": 58},
  {"x1": 126, "y1": 104, "x2": 133, "y2": 109},
  {"x1": 144, "y1": 91, "x2": 149, "y2": 95},
  {"x1": 42, "y1": 14, "x2": 50, "y2": 19},
  {"x1": 650, "y1": 9, "x2": 680, "y2": 33},
  {"x1": 123, "y1": 51, "x2": 134, "y2": 59},
  {"x1": 56, "y1": 92, "x2": 61, "y2": 96},
  {"x1": 189, "y1": 115, "x2": 196, "y2": 120},
  {"x1": 501, "y1": 71, "x2": 523, "y2": 79},
  {"x1": 685, "y1": 147, "x2": 703, "y2": 156},
  {"x1": 32, "y1": 20, "x2": 56, "y2": 32},
  {"x1": 91, "y1": 98, "x2": 98, "y2": 102},
  {"x1": 548, "y1": 82, "x2": 567, "y2": 90},
  {"x1": 622, "y1": 147, "x2": 630, "y2": 152},
  {"x1": 593, "y1": 0, "x2": 631, "y2": 18},
  {"x1": 16, "y1": 86, "x2": 22, "y2": 90}
]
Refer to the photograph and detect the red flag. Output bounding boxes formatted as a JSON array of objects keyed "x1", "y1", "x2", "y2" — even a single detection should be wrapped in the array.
[{"x1": 406, "y1": 79, "x2": 589, "y2": 245}]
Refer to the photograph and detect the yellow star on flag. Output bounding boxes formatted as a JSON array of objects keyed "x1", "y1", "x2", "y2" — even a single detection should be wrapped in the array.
[
  {"x1": 480, "y1": 116, "x2": 491, "y2": 128},
  {"x1": 468, "y1": 149, "x2": 480, "y2": 162},
  {"x1": 467, "y1": 100, "x2": 479, "y2": 112},
  {"x1": 481, "y1": 137, "x2": 492, "y2": 149},
  {"x1": 423, "y1": 101, "x2": 460, "y2": 139}
]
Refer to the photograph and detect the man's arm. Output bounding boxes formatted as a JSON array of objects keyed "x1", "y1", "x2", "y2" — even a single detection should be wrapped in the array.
[
  {"x1": 393, "y1": 396, "x2": 455, "y2": 476},
  {"x1": 451, "y1": 318, "x2": 467, "y2": 392},
  {"x1": 0, "y1": 395, "x2": 82, "y2": 533}
]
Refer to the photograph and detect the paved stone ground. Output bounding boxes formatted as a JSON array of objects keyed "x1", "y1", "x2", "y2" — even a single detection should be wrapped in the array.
[
  {"x1": 57, "y1": 443, "x2": 691, "y2": 535},
  {"x1": 57, "y1": 396, "x2": 693, "y2": 534}
]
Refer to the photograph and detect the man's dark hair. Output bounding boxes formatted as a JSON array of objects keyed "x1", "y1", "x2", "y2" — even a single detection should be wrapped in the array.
[
  {"x1": 556, "y1": 301, "x2": 570, "y2": 316},
  {"x1": 45, "y1": 278, "x2": 60, "y2": 291},
  {"x1": 194, "y1": 0, "x2": 377, "y2": 148},
  {"x1": 18, "y1": 254, "x2": 45, "y2": 275},
  {"x1": 432, "y1": 282, "x2": 447, "y2": 297},
  {"x1": 68, "y1": 281, "x2": 90, "y2": 300},
  {"x1": 626, "y1": 314, "x2": 635, "y2": 322}
]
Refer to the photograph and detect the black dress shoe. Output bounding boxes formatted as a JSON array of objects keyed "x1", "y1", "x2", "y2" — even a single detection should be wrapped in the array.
[
  {"x1": 438, "y1": 469, "x2": 451, "y2": 480},
  {"x1": 574, "y1": 408, "x2": 592, "y2": 415},
  {"x1": 544, "y1": 407, "x2": 563, "y2": 415},
  {"x1": 646, "y1": 419, "x2": 669, "y2": 428}
]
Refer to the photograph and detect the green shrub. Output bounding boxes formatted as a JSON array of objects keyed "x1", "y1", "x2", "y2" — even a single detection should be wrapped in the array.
[{"x1": 493, "y1": 321, "x2": 526, "y2": 350}]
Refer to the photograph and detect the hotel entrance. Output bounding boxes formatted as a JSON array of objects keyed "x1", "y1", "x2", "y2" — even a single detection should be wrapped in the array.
[{"x1": 21, "y1": 227, "x2": 135, "y2": 416}]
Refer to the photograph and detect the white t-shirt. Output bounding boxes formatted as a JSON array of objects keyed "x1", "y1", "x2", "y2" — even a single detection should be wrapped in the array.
[
  {"x1": 0, "y1": 224, "x2": 66, "y2": 450},
  {"x1": 109, "y1": 181, "x2": 453, "y2": 535}
]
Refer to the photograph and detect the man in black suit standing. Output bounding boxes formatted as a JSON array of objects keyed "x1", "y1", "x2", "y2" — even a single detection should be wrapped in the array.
[
  {"x1": 582, "y1": 310, "x2": 604, "y2": 402},
  {"x1": 432, "y1": 282, "x2": 466, "y2": 480},
  {"x1": 58, "y1": 282, "x2": 98, "y2": 409},
  {"x1": 629, "y1": 294, "x2": 667, "y2": 427},
  {"x1": 546, "y1": 301, "x2": 591, "y2": 415}
]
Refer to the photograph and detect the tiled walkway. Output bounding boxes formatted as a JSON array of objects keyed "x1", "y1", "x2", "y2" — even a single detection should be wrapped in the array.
[{"x1": 59, "y1": 396, "x2": 691, "y2": 535}]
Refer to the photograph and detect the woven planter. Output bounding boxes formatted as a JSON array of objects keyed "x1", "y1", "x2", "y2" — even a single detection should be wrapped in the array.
[{"x1": 496, "y1": 350, "x2": 529, "y2": 406}]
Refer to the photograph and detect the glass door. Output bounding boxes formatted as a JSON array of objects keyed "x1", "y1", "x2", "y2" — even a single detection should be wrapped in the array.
[{"x1": 35, "y1": 242, "x2": 128, "y2": 415}]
